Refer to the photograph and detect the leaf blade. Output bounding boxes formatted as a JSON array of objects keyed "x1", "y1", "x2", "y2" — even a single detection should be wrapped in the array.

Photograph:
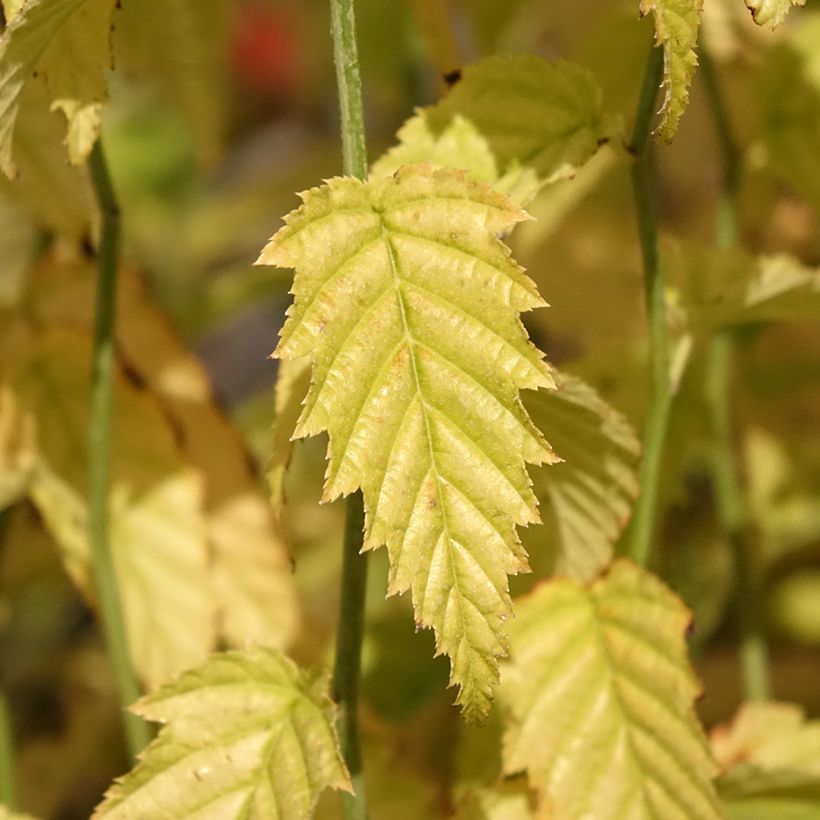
[{"x1": 258, "y1": 164, "x2": 556, "y2": 719}]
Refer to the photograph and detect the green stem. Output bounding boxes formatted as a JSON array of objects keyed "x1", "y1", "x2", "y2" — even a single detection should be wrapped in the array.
[
  {"x1": 87, "y1": 139, "x2": 152, "y2": 760},
  {"x1": 329, "y1": 1, "x2": 370, "y2": 816},
  {"x1": 700, "y1": 43, "x2": 771, "y2": 700},
  {"x1": 0, "y1": 689, "x2": 16, "y2": 810},
  {"x1": 332, "y1": 492, "x2": 368, "y2": 820},
  {"x1": 625, "y1": 42, "x2": 671, "y2": 567}
]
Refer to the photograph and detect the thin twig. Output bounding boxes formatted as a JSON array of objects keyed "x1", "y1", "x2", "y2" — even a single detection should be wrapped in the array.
[
  {"x1": 87, "y1": 139, "x2": 152, "y2": 760},
  {"x1": 700, "y1": 43, "x2": 771, "y2": 700}
]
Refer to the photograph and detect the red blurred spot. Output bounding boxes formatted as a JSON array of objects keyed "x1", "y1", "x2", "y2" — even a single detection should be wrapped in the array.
[{"x1": 231, "y1": 5, "x2": 303, "y2": 100}]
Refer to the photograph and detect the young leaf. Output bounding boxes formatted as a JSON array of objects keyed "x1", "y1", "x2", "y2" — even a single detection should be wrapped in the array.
[
  {"x1": 0, "y1": 0, "x2": 114, "y2": 176},
  {"x1": 640, "y1": 0, "x2": 702, "y2": 142},
  {"x1": 452, "y1": 780, "x2": 545, "y2": 820},
  {"x1": 0, "y1": 808, "x2": 40, "y2": 820},
  {"x1": 522, "y1": 372, "x2": 640, "y2": 582},
  {"x1": 372, "y1": 56, "x2": 609, "y2": 205},
  {"x1": 257, "y1": 164, "x2": 557, "y2": 720},
  {"x1": 745, "y1": 0, "x2": 805, "y2": 29},
  {"x1": 93, "y1": 647, "x2": 351, "y2": 820},
  {"x1": 502, "y1": 559, "x2": 721, "y2": 819}
]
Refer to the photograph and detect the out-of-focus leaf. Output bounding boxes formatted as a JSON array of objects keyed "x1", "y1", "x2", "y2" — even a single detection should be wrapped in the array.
[
  {"x1": 268, "y1": 356, "x2": 310, "y2": 530},
  {"x1": 372, "y1": 56, "x2": 610, "y2": 206},
  {"x1": 113, "y1": 0, "x2": 231, "y2": 164},
  {"x1": 712, "y1": 701, "x2": 820, "y2": 774},
  {"x1": 0, "y1": 807, "x2": 41, "y2": 820},
  {"x1": 93, "y1": 647, "x2": 351, "y2": 820},
  {"x1": 770, "y1": 571, "x2": 820, "y2": 645},
  {"x1": 4, "y1": 325, "x2": 215, "y2": 688},
  {"x1": 258, "y1": 165, "x2": 557, "y2": 720},
  {"x1": 669, "y1": 247, "x2": 820, "y2": 330},
  {"x1": 0, "y1": 0, "x2": 114, "y2": 176},
  {"x1": 19, "y1": 255, "x2": 300, "y2": 654},
  {"x1": 452, "y1": 780, "x2": 545, "y2": 820},
  {"x1": 757, "y1": 15, "x2": 820, "y2": 214},
  {"x1": 712, "y1": 702, "x2": 820, "y2": 819},
  {"x1": 0, "y1": 384, "x2": 35, "y2": 508},
  {"x1": 745, "y1": 0, "x2": 805, "y2": 29},
  {"x1": 501, "y1": 559, "x2": 721, "y2": 819},
  {"x1": 522, "y1": 372, "x2": 640, "y2": 582},
  {"x1": 640, "y1": 0, "x2": 702, "y2": 142}
]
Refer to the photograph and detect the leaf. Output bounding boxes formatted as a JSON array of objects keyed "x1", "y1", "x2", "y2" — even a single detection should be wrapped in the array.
[
  {"x1": 669, "y1": 247, "x2": 820, "y2": 330},
  {"x1": 19, "y1": 255, "x2": 300, "y2": 656},
  {"x1": 522, "y1": 372, "x2": 640, "y2": 582},
  {"x1": 639, "y1": 0, "x2": 702, "y2": 142},
  {"x1": 712, "y1": 702, "x2": 820, "y2": 819},
  {"x1": 501, "y1": 559, "x2": 721, "y2": 819},
  {"x1": 93, "y1": 647, "x2": 351, "y2": 820},
  {"x1": 372, "y1": 56, "x2": 610, "y2": 205},
  {"x1": 711, "y1": 702, "x2": 820, "y2": 775},
  {"x1": 745, "y1": 0, "x2": 805, "y2": 29},
  {"x1": 268, "y1": 356, "x2": 311, "y2": 530},
  {"x1": 0, "y1": 383, "x2": 35, "y2": 508},
  {"x1": 0, "y1": 0, "x2": 114, "y2": 176},
  {"x1": 2, "y1": 320, "x2": 215, "y2": 688},
  {"x1": 257, "y1": 164, "x2": 557, "y2": 720}
]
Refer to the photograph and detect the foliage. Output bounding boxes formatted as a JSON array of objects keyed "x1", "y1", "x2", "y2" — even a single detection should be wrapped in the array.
[{"x1": 0, "y1": 0, "x2": 819, "y2": 818}]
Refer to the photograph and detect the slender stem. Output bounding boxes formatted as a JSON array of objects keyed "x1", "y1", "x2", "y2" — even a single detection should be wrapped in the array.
[
  {"x1": 700, "y1": 43, "x2": 771, "y2": 700},
  {"x1": 625, "y1": 42, "x2": 672, "y2": 567},
  {"x1": 87, "y1": 139, "x2": 152, "y2": 760},
  {"x1": 332, "y1": 492, "x2": 368, "y2": 820},
  {"x1": 330, "y1": 0, "x2": 368, "y2": 181},
  {"x1": 329, "y1": 1, "x2": 370, "y2": 816},
  {"x1": 0, "y1": 689, "x2": 16, "y2": 810}
]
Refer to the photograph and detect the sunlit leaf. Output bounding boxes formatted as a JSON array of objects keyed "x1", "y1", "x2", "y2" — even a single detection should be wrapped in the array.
[
  {"x1": 0, "y1": 807, "x2": 41, "y2": 820},
  {"x1": 718, "y1": 766, "x2": 820, "y2": 819},
  {"x1": 93, "y1": 647, "x2": 351, "y2": 820},
  {"x1": 0, "y1": 0, "x2": 114, "y2": 176},
  {"x1": 745, "y1": 0, "x2": 805, "y2": 29},
  {"x1": 257, "y1": 164, "x2": 557, "y2": 720},
  {"x1": 522, "y1": 372, "x2": 640, "y2": 582},
  {"x1": 640, "y1": 0, "x2": 702, "y2": 142},
  {"x1": 502, "y1": 559, "x2": 721, "y2": 819},
  {"x1": 372, "y1": 56, "x2": 609, "y2": 205}
]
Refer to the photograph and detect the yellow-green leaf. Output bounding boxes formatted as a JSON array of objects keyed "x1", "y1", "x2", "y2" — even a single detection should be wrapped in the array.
[
  {"x1": 523, "y1": 372, "x2": 640, "y2": 582},
  {"x1": 640, "y1": 0, "x2": 702, "y2": 142},
  {"x1": 0, "y1": 807, "x2": 40, "y2": 820},
  {"x1": 745, "y1": 0, "x2": 805, "y2": 29},
  {"x1": 0, "y1": 0, "x2": 113, "y2": 176},
  {"x1": 502, "y1": 559, "x2": 721, "y2": 819},
  {"x1": 257, "y1": 164, "x2": 557, "y2": 720},
  {"x1": 452, "y1": 780, "x2": 545, "y2": 820},
  {"x1": 372, "y1": 56, "x2": 610, "y2": 205},
  {"x1": 93, "y1": 647, "x2": 351, "y2": 820}
]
